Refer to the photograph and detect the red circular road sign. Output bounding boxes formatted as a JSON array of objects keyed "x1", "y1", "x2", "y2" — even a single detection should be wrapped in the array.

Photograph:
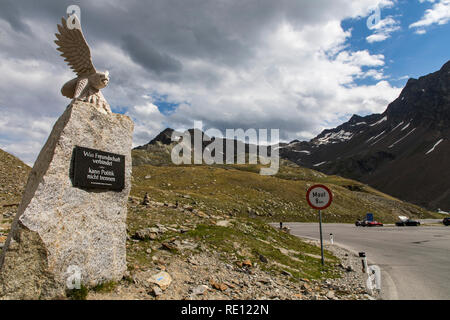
[{"x1": 306, "y1": 184, "x2": 333, "y2": 210}]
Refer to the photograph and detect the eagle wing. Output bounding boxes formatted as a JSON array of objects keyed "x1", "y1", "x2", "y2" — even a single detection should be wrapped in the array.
[{"x1": 54, "y1": 17, "x2": 96, "y2": 77}]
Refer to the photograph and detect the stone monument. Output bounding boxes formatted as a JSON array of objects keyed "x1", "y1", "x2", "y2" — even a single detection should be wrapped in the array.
[{"x1": 0, "y1": 14, "x2": 134, "y2": 299}]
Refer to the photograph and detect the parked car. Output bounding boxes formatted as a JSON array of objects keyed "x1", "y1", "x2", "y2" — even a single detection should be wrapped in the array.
[
  {"x1": 355, "y1": 220, "x2": 366, "y2": 226},
  {"x1": 367, "y1": 220, "x2": 383, "y2": 227},
  {"x1": 396, "y1": 219, "x2": 421, "y2": 226},
  {"x1": 443, "y1": 217, "x2": 450, "y2": 226},
  {"x1": 355, "y1": 220, "x2": 383, "y2": 227}
]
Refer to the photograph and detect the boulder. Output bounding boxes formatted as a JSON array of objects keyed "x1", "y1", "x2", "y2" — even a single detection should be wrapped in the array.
[
  {"x1": 216, "y1": 220, "x2": 230, "y2": 227},
  {"x1": 152, "y1": 286, "x2": 163, "y2": 297},
  {"x1": 133, "y1": 228, "x2": 158, "y2": 241},
  {"x1": 148, "y1": 271, "x2": 172, "y2": 291},
  {"x1": 192, "y1": 284, "x2": 209, "y2": 296},
  {"x1": 259, "y1": 254, "x2": 268, "y2": 263},
  {"x1": 326, "y1": 290, "x2": 336, "y2": 299},
  {"x1": 141, "y1": 193, "x2": 150, "y2": 205},
  {"x1": 0, "y1": 101, "x2": 134, "y2": 299}
]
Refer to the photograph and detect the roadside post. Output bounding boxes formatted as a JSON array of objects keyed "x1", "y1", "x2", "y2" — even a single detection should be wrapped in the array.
[
  {"x1": 359, "y1": 252, "x2": 368, "y2": 273},
  {"x1": 358, "y1": 251, "x2": 382, "y2": 293},
  {"x1": 306, "y1": 185, "x2": 333, "y2": 266},
  {"x1": 330, "y1": 233, "x2": 334, "y2": 245}
]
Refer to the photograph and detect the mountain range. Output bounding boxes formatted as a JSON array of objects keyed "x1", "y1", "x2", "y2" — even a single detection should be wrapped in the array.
[
  {"x1": 278, "y1": 60, "x2": 449, "y2": 211},
  {"x1": 138, "y1": 60, "x2": 449, "y2": 211}
]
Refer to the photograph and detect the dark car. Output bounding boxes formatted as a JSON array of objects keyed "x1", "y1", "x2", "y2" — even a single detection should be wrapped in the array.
[
  {"x1": 443, "y1": 217, "x2": 450, "y2": 226},
  {"x1": 355, "y1": 220, "x2": 383, "y2": 227},
  {"x1": 396, "y1": 219, "x2": 421, "y2": 227}
]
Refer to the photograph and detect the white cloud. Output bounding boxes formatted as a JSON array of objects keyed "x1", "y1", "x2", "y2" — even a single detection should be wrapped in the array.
[
  {"x1": 362, "y1": 69, "x2": 387, "y2": 80},
  {"x1": 126, "y1": 102, "x2": 166, "y2": 147},
  {"x1": 410, "y1": 0, "x2": 450, "y2": 29},
  {"x1": 396, "y1": 75, "x2": 410, "y2": 80},
  {"x1": 0, "y1": 110, "x2": 58, "y2": 166},
  {"x1": 367, "y1": 33, "x2": 390, "y2": 43},
  {"x1": 0, "y1": 0, "x2": 403, "y2": 164},
  {"x1": 335, "y1": 50, "x2": 385, "y2": 67},
  {"x1": 133, "y1": 103, "x2": 160, "y2": 117},
  {"x1": 366, "y1": 16, "x2": 401, "y2": 43}
]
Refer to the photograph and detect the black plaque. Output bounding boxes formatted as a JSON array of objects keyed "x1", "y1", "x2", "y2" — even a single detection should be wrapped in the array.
[{"x1": 72, "y1": 146, "x2": 125, "y2": 191}]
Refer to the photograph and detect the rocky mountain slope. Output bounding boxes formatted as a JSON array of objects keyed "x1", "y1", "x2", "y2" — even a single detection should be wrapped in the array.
[{"x1": 279, "y1": 60, "x2": 450, "y2": 211}]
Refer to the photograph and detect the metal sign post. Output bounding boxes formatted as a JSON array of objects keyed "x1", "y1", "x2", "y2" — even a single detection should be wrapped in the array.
[
  {"x1": 306, "y1": 185, "x2": 333, "y2": 267},
  {"x1": 319, "y1": 210, "x2": 324, "y2": 265}
]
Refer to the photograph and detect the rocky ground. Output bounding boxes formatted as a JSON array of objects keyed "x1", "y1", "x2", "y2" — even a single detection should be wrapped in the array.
[
  {"x1": 0, "y1": 203, "x2": 379, "y2": 301},
  {"x1": 87, "y1": 198, "x2": 379, "y2": 300},
  {"x1": 89, "y1": 248, "x2": 378, "y2": 301}
]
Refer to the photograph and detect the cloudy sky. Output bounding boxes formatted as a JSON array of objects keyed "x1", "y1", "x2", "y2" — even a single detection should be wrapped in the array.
[{"x1": 0, "y1": 0, "x2": 449, "y2": 165}]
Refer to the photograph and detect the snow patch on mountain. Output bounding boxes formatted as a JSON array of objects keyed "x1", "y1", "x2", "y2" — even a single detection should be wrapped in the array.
[
  {"x1": 370, "y1": 134, "x2": 389, "y2": 146},
  {"x1": 273, "y1": 141, "x2": 301, "y2": 151},
  {"x1": 351, "y1": 122, "x2": 367, "y2": 127},
  {"x1": 389, "y1": 128, "x2": 417, "y2": 148},
  {"x1": 425, "y1": 139, "x2": 444, "y2": 155},
  {"x1": 366, "y1": 130, "x2": 386, "y2": 143},
  {"x1": 313, "y1": 161, "x2": 327, "y2": 167},
  {"x1": 391, "y1": 121, "x2": 405, "y2": 131},
  {"x1": 370, "y1": 116, "x2": 387, "y2": 127},
  {"x1": 286, "y1": 141, "x2": 301, "y2": 148},
  {"x1": 292, "y1": 150, "x2": 311, "y2": 155},
  {"x1": 401, "y1": 123, "x2": 410, "y2": 131},
  {"x1": 314, "y1": 130, "x2": 353, "y2": 145}
]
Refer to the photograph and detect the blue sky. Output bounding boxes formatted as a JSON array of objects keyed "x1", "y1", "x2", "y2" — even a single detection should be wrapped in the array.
[
  {"x1": 147, "y1": 0, "x2": 450, "y2": 121},
  {"x1": 0, "y1": 0, "x2": 449, "y2": 165},
  {"x1": 344, "y1": 0, "x2": 450, "y2": 88}
]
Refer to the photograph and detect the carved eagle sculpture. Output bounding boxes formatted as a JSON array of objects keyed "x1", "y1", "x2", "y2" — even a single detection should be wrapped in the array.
[{"x1": 55, "y1": 16, "x2": 111, "y2": 113}]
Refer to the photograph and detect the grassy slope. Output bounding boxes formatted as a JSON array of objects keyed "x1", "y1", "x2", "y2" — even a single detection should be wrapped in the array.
[
  {"x1": 132, "y1": 148, "x2": 437, "y2": 224},
  {"x1": 126, "y1": 203, "x2": 340, "y2": 282},
  {"x1": 0, "y1": 149, "x2": 30, "y2": 207}
]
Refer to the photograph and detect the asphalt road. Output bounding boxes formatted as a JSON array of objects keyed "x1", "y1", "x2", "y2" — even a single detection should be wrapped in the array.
[{"x1": 278, "y1": 222, "x2": 450, "y2": 300}]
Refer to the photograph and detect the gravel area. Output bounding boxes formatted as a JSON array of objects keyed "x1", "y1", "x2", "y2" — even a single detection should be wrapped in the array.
[
  {"x1": 89, "y1": 238, "x2": 380, "y2": 300},
  {"x1": 303, "y1": 239, "x2": 381, "y2": 300}
]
